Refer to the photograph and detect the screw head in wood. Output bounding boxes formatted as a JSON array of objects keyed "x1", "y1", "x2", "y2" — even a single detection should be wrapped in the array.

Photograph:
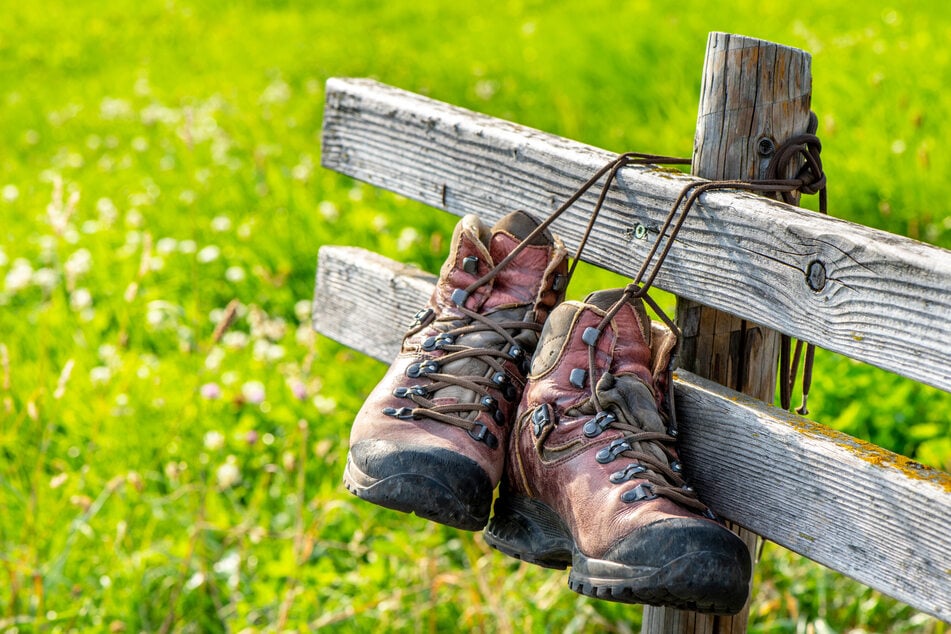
[{"x1": 757, "y1": 136, "x2": 776, "y2": 158}]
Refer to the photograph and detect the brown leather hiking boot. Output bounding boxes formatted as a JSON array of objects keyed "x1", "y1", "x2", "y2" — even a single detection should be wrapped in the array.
[
  {"x1": 344, "y1": 211, "x2": 568, "y2": 531},
  {"x1": 484, "y1": 289, "x2": 752, "y2": 613}
]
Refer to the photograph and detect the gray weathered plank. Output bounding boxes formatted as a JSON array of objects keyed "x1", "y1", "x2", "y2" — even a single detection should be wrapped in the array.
[
  {"x1": 313, "y1": 244, "x2": 951, "y2": 623},
  {"x1": 321, "y1": 77, "x2": 951, "y2": 393}
]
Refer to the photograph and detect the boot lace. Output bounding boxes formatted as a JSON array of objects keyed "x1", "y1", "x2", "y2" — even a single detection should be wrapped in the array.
[{"x1": 385, "y1": 296, "x2": 544, "y2": 449}]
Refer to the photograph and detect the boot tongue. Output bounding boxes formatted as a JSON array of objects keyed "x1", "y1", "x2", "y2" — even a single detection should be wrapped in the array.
[
  {"x1": 491, "y1": 210, "x2": 551, "y2": 246},
  {"x1": 594, "y1": 372, "x2": 669, "y2": 464},
  {"x1": 486, "y1": 211, "x2": 555, "y2": 309}
]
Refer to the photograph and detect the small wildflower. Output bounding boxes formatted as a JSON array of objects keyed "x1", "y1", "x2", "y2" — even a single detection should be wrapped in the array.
[
  {"x1": 396, "y1": 226, "x2": 420, "y2": 252},
  {"x1": 312, "y1": 394, "x2": 337, "y2": 415},
  {"x1": 242, "y1": 380, "x2": 266, "y2": 404},
  {"x1": 90, "y1": 366, "x2": 112, "y2": 384},
  {"x1": 294, "y1": 299, "x2": 312, "y2": 323},
  {"x1": 203, "y1": 430, "x2": 225, "y2": 450},
  {"x1": 205, "y1": 347, "x2": 225, "y2": 371},
  {"x1": 178, "y1": 239, "x2": 197, "y2": 254},
  {"x1": 70, "y1": 288, "x2": 93, "y2": 312},
  {"x1": 156, "y1": 237, "x2": 178, "y2": 254},
  {"x1": 185, "y1": 571, "x2": 205, "y2": 591},
  {"x1": 200, "y1": 382, "x2": 222, "y2": 400},
  {"x1": 289, "y1": 378, "x2": 308, "y2": 400},
  {"x1": 221, "y1": 331, "x2": 249, "y2": 349},
  {"x1": 5, "y1": 259, "x2": 33, "y2": 292},
  {"x1": 211, "y1": 215, "x2": 232, "y2": 232},
  {"x1": 32, "y1": 267, "x2": 58, "y2": 290},
  {"x1": 225, "y1": 266, "x2": 246, "y2": 282},
  {"x1": 64, "y1": 248, "x2": 93, "y2": 279},
  {"x1": 2, "y1": 184, "x2": 19, "y2": 202},
  {"x1": 245, "y1": 430, "x2": 259, "y2": 445},
  {"x1": 197, "y1": 245, "x2": 220, "y2": 263},
  {"x1": 318, "y1": 200, "x2": 339, "y2": 221},
  {"x1": 216, "y1": 456, "x2": 241, "y2": 489},
  {"x1": 50, "y1": 472, "x2": 68, "y2": 489}
]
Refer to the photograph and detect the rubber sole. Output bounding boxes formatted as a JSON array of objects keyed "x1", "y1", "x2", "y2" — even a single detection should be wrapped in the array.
[
  {"x1": 484, "y1": 492, "x2": 750, "y2": 614},
  {"x1": 344, "y1": 440, "x2": 493, "y2": 531}
]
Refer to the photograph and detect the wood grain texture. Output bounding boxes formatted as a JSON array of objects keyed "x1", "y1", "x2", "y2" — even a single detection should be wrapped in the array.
[
  {"x1": 312, "y1": 245, "x2": 951, "y2": 623},
  {"x1": 321, "y1": 76, "x2": 951, "y2": 393},
  {"x1": 653, "y1": 32, "x2": 813, "y2": 634}
]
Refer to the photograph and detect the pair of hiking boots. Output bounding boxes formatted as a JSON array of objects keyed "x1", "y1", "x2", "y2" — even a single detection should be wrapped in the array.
[{"x1": 344, "y1": 210, "x2": 752, "y2": 614}]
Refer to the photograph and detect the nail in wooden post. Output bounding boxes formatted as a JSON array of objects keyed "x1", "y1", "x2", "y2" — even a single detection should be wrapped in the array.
[{"x1": 641, "y1": 32, "x2": 813, "y2": 634}]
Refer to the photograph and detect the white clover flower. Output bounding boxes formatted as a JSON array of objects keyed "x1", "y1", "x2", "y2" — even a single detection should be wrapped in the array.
[
  {"x1": 216, "y1": 456, "x2": 241, "y2": 489},
  {"x1": 396, "y1": 227, "x2": 420, "y2": 252},
  {"x1": 156, "y1": 237, "x2": 178, "y2": 254},
  {"x1": 213, "y1": 551, "x2": 240, "y2": 577},
  {"x1": 196, "y1": 245, "x2": 220, "y2": 263},
  {"x1": 90, "y1": 366, "x2": 111, "y2": 384},
  {"x1": 131, "y1": 136, "x2": 149, "y2": 152},
  {"x1": 241, "y1": 380, "x2": 266, "y2": 404},
  {"x1": 178, "y1": 239, "x2": 197, "y2": 254},
  {"x1": 203, "y1": 430, "x2": 225, "y2": 451},
  {"x1": 221, "y1": 331, "x2": 249, "y2": 349},
  {"x1": 204, "y1": 348, "x2": 225, "y2": 371},
  {"x1": 210, "y1": 215, "x2": 232, "y2": 232},
  {"x1": 2, "y1": 184, "x2": 19, "y2": 202},
  {"x1": 100, "y1": 97, "x2": 133, "y2": 120},
  {"x1": 317, "y1": 200, "x2": 339, "y2": 221},
  {"x1": 5, "y1": 259, "x2": 32, "y2": 292},
  {"x1": 70, "y1": 288, "x2": 93, "y2": 311},
  {"x1": 312, "y1": 394, "x2": 337, "y2": 415},
  {"x1": 32, "y1": 267, "x2": 58, "y2": 290},
  {"x1": 64, "y1": 248, "x2": 92, "y2": 278},
  {"x1": 185, "y1": 571, "x2": 205, "y2": 591},
  {"x1": 225, "y1": 266, "x2": 245, "y2": 283},
  {"x1": 96, "y1": 197, "x2": 118, "y2": 224},
  {"x1": 260, "y1": 78, "x2": 291, "y2": 105},
  {"x1": 294, "y1": 299, "x2": 312, "y2": 323}
]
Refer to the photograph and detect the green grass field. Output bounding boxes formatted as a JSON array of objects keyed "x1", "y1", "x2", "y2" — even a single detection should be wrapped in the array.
[{"x1": 1, "y1": 1, "x2": 949, "y2": 632}]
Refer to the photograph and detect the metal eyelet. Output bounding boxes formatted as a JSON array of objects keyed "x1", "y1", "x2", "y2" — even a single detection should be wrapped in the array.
[
  {"x1": 531, "y1": 404, "x2": 552, "y2": 437},
  {"x1": 393, "y1": 385, "x2": 429, "y2": 399},
  {"x1": 409, "y1": 308, "x2": 434, "y2": 327},
  {"x1": 609, "y1": 463, "x2": 647, "y2": 484},
  {"x1": 670, "y1": 460, "x2": 683, "y2": 473},
  {"x1": 596, "y1": 438, "x2": 631, "y2": 464},
  {"x1": 422, "y1": 333, "x2": 454, "y2": 351},
  {"x1": 493, "y1": 371, "x2": 518, "y2": 401},
  {"x1": 508, "y1": 345, "x2": 524, "y2": 362},
  {"x1": 406, "y1": 360, "x2": 440, "y2": 378},
  {"x1": 450, "y1": 288, "x2": 469, "y2": 306},
  {"x1": 621, "y1": 483, "x2": 657, "y2": 503},
  {"x1": 382, "y1": 406, "x2": 417, "y2": 420},
  {"x1": 468, "y1": 422, "x2": 499, "y2": 449},
  {"x1": 583, "y1": 411, "x2": 616, "y2": 438},
  {"x1": 462, "y1": 256, "x2": 479, "y2": 274}
]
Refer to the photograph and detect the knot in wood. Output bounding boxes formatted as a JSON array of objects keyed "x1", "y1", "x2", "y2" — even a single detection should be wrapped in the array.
[{"x1": 806, "y1": 260, "x2": 827, "y2": 291}]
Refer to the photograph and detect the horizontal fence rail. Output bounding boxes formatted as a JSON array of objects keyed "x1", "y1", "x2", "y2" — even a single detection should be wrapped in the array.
[
  {"x1": 321, "y1": 77, "x2": 951, "y2": 393},
  {"x1": 313, "y1": 244, "x2": 951, "y2": 623}
]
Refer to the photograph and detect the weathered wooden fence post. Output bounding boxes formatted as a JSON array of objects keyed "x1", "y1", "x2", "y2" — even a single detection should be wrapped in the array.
[{"x1": 641, "y1": 33, "x2": 813, "y2": 634}]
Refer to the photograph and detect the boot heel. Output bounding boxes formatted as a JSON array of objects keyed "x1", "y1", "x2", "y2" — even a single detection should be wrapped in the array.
[{"x1": 483, "y1": 492, "x2": 573, "y2": 569}]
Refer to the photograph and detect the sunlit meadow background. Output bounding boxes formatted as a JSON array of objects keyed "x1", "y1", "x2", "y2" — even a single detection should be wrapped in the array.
[{"x1": 1, "y1": 1, "x2": 950, "y2": 632}]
